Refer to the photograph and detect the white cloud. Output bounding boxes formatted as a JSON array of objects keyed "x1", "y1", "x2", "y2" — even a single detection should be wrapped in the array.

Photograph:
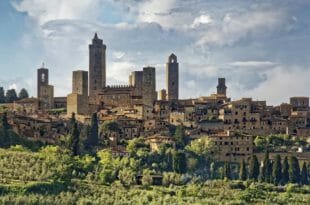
[
  {"x1": 228, "y1": 61, "x2": 277, "y2": 68},
  {"x1": 242, "y1": 66, "x2": 310, "y2": 105},
  {"x1": 197, "y1": 9, "x2": 294, "y2": 46},
  {"x1": 8, "y1": 83, "x2": 17, "y2": 90},
  {"x1": 191, "y1": 14, "x2": 212, "y2": 28},
  {"x1": 11, "y1": 0, "x2": 102, "y2": 25}
]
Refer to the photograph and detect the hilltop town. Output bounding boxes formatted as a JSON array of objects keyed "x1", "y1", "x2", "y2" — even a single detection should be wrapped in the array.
[
  {"x1": 0, "y1": 33, "x2": 310, "y2": 204},
  {"x1": 0, "y1": 33, "x2": 308, "y2": 161}
]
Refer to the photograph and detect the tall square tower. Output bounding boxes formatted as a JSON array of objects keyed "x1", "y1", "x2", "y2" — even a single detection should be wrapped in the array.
[
  {"x1": 166, "y1": 54, "x2": 179, "y2": 100},
  {"x1": 89, "y1": 33, "x2": 106, "y2": 98},
  {"x1": 73, "y1": 70, "x2": 88, "y2": 96}
]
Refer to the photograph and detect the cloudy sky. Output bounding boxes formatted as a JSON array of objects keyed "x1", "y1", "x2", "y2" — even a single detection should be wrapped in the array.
[{"x1": 1, "y1": 0, "x2": 310, "y2": 105}]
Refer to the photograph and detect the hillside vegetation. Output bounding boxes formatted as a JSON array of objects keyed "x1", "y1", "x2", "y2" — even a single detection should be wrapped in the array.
[{"x1": 0, "y1": 147, "x2": 309, "y2": 205}]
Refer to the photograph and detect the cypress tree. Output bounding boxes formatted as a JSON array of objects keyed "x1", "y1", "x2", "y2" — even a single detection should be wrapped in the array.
[
  {"x1": 89, "y1": 112, "x2": 99, "y2": 147},
  {"x1": 261, "y1": 150, "x2": 270, "y2": 182},
  {"x1": 223, "y1": 161, "x2": 232, "y2": 180},
  {"x1": 289, "y1": 156, "x2": 300, "y2": 184},
  {"x1": 301, "y1": 162, "x2": 308, "y2": 185},
  {"x1": 1, "y1": 112, "x2": 10, "y2": 130},
  {"x1": 282, "y1": 156, "x2": 289, "y2": 184},
  {"x1": 249, "y1": 155, "x2": 259, "y2": 181},
  {"x1": 174, "y1": 125, "x2": 187, "y2": 149},
  {"x1": 0, "y1": 87, "x2": 5, "y2": 103},
  {"x1": 272, "y1": 154, "x2": 282, "y2": 185},
  {"x1": 69, "y1": 122, "x2": 80, "y2": 156},
  {"x1": 172, "y1": 150, "x2": 187, "y2": 174},
  {"x1": 239, "y1": 159, "x2": 247, "y2": 180},
  {"x1": 267, "y1": 160, "x2": 273, "y2": 183}
]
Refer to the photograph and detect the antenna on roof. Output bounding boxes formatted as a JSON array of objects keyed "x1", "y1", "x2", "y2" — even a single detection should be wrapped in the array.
[{"x1": 41, "y1": 62, "x2": 45, "y2": 68}]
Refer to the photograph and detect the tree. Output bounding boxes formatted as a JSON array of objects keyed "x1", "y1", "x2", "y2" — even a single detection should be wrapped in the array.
[
  {"x1": 0, "y1": 87, "x2": 5, "y2": 103},
  {"x1": 272, "y1": 155, "x2": 282, "y2": 185},
  {"x1": 118, "y1": 169, "x2": 136, "y2": 186},
  {"x1": 239, "y1": 160, "x2": 247, "y2": 180},
  {"x1": 69, "y1": 122, "x2": 80, "y2": 156},
  {"x1": 70, "y1": 112, "x2": 76, "y2": 126},
  {"x1": 185, "y1": 136, "x2": 215, "y2": 157},
  {"x1": 282, "y1": 156, "x2": 289, "y2": 184},
  {"x1": 249, "y1": 155, "x2": 259, "y2": 181},
  {"x1": 223, "y1": 161, "x2": 232, "y2": 180},
  {"x1": 142, "y1": 169, "x2": 153, "y2": 186},
  {"x1": 5, "y1": 89, "x2": 18, "y2": 103},
  {"x1": 301, "y1": 162, "x2": 308, "y2": 185},
  {"x1": 18, "y1": 88, "x2": 29, "y2": 99},
  {"x1": 289, "y1": 156, "x2": 300, "y2": 184},
  {"x1": 88, "y1": 113, "x2": 99, "y2": 147},
  {"x1": 172, "y1": 150, "x2": 186, "y2": 174},
  {"x1": 0, "y1": 112, "x2": 10, "y2": 130},
  {"x1": 260, "y1": 150, "x2": 271, "y2": 182},
  {"x1": 174, "y1": 125, "x2": 187, "y2": 149}
]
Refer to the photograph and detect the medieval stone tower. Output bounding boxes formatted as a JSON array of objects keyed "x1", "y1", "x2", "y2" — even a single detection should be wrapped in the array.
[
  {"x1": 89, "y1": 33, "x2": 106, "y2": 98},
  {"x1": 37, "y1": 66, "x2": 49, "y2": 98},
  {"x1": 142, "y1": 66, "x2": 156, "y2": 105},
  {"x1": 217, "y1": 78, "x2": 227, "y2": 96},
  {"x1": 67, "y1": 70, "x2": 89, "y2": 116},
  {"x1": 142, "y1": 66, "x2": 156, "y2": 119},
  {"x1": 72, "y1": 70, "x2": 88, "y2": 97},
  {"x1": 166, "y1": 53, "x2": 179, "y2": 100},
  {"x1": 37, "y1": 65, "x2": 54, "y2": 109}
]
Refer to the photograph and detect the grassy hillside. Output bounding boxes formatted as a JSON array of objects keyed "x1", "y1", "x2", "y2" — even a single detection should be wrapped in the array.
[{"x1": 0, "y1": 148, "x2": 309, "y2": 205}]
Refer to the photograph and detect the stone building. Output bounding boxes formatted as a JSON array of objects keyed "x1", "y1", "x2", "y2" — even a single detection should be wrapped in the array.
[
  {"x1": 67, "y1": 70, "x2": 89, "y2": 116},
  {"x1": 166, "y1": 53, "x2": 179, "y2": 100},
  {"x1": 208, "y1": 131, "x2": 253, "y2": 163},
  {"x1": 290, "y1": 97, "x2": 309, "y2": 112},
  {"x1": 89, "y1": 33, "x2": 106, "y2": 100},
  {"x1": 37, "y1": 66, "x2": 54, "y2": 110},
  {"x1": 13, "y1": 97, "x2": 39, "y2": 114}
]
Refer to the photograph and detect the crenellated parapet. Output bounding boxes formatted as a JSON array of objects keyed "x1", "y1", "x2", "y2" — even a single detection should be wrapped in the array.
[{"x1": 105, "y1": 85, "x2": 134, "y2": 89}]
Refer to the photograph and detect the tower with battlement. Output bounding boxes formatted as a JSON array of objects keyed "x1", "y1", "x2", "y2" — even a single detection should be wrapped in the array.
[
  {"x1": 166, "y1": 53, "x2": 179, "y2": 100},
  {"x1": 89, "y1": 33, "x2": 106, "y2": 99}
]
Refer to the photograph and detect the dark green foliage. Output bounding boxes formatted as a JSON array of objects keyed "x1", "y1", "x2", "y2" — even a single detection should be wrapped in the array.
[
  {"x1": 18, "y1": 88, "x2": 29, "y2": 100},
  {"x1": 249, "y1": 155, "x2": 259, "y2": 181},
  {"x1": 70, "y1": 112, "x2": 76, "y2": 127},
  {"x1": 260, "y1": 150, "x2": 271, "y2": 182},
  {"x1": 0, "y1": 128, "x2": 45, "y2": 151},
  {"x1": 172, "y1": 150, "x2": 186, "y2": 174},
  {"x1": 272, "y1": 155, "x2": 282, "y2": 185},
  {"x1": 173, "y1": 125, "x2": 187, "y2": 149},
  {"x1": 223, "y1": 162, "x2": 232, "y2": 180},
  {"x1": 282, "y1": 156, "x2": 289, "y2": 184},
  {"x1": 289, "y1": 156, "x2": 300, "y2": 184},
  {"x1": 5, "y1": 89, "x2": 18, "y2": 103},
  {"x1": 100, "y1": 120, "x2": 119, "y2": 133},
  {"x1": 239, "y1": 160, "x2": 247, "y2": 180},
  {"x1": 301, "y1": 162, "x2": 308, "y2": 185},
  {"x1": 69, "y1": 123, "x2": 80, "y2": 156},
  {"x1": 0, "y1": 87, "x2": 5, "y2": 103},
  {"x1": 0, "y1": 112, "x2": 10, "y2": 130},
  {"x1": 88, "y1": 113, "x2": 99, "y2": 147}
]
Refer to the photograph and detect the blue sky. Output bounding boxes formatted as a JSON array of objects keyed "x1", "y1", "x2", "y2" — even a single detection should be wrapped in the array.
[{"x1": 1, "y1": 0, "x2": 310, "y2": 105}]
